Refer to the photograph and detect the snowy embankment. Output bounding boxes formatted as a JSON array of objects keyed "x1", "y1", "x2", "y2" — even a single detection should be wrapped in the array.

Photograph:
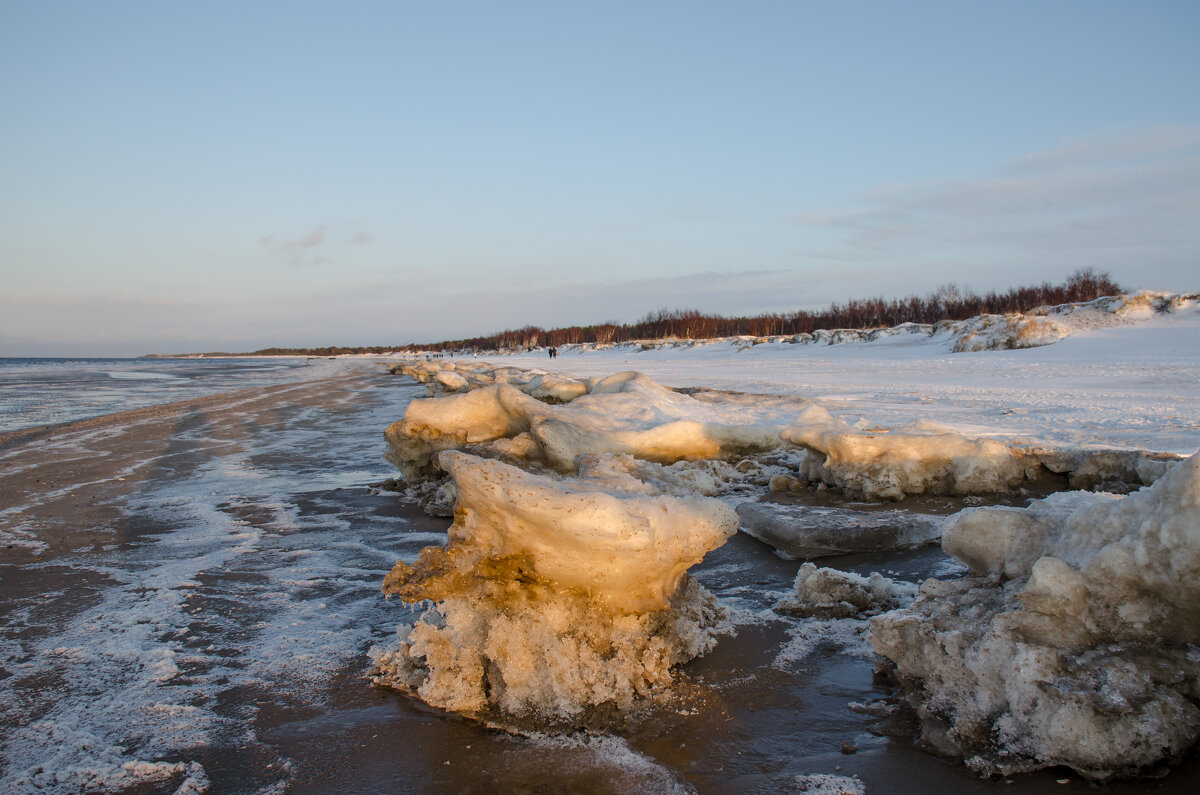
[{"x1": 374, "y1": 291, "x2": 1200, "y2": 780}]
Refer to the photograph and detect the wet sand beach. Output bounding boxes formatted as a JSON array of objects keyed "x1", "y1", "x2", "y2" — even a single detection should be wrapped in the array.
[{"x1": 2, "y1": 363, "x2": 1198, "y2": 793}]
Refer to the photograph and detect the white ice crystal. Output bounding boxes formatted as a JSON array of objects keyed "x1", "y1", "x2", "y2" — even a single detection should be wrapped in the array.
[{"x1": 869, "y1": 452, "x2": 1200, "y2": 780}]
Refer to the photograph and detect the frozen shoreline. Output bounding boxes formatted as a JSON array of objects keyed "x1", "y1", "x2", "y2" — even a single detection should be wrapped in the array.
[
  {"x1": 378, "y1": 295, "x2": 1199, "y2": 783},
  {"x1": 3, "y1": 292, "x2": 1198, "y2": 791},
  {"x1": 479, "y1": 300, "x2": 1200, "y2": 457}
]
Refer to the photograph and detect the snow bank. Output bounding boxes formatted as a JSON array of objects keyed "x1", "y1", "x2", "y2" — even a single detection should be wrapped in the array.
[
  {"x1": 777, "y1": 563, "x2": 916, "y2": 619},
  {"x1": 781, "y1": 406, "x2": 1032, "y2": 500},
  {"x1": 384, "y1": 371, "x2": 782, "y2": 480},
  {"x1": 869, "y1": 451, "x2": 1200, "y2": 780},
  {"x1": 371, "y1": 452, "x2": 737, "y2": 720}
]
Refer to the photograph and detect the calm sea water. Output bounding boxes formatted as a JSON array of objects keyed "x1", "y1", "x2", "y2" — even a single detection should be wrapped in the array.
[{"x1": 0, "y1": 356, "x2": 334, "y2": 432}]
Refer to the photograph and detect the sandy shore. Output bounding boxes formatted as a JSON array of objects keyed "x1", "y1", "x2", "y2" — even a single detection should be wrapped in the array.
[{"x1": 0, "y1": 370, "x2": 378, "y2": 561}]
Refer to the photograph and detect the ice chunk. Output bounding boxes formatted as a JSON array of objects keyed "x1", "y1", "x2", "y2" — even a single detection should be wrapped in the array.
[
  {"x1": 574, "y1": 453, "x2": 753, "y2": 497},
  {"x1": 371, "y1": 452, "x2": 737, "y2": 720},
  {"x1": 737, "y1": 500, "x2": 941, "y2": 559},
  {"x1": 1028, "y1": 446, "x2": 1181, "y2": 491},
  {"x1": 385, "y1": 371, "x2": 782, "y2": 480},
  {"x1": 869, "y1": 452, "x2": 1200, "y2": 780},
  {"x1": 532, "y1": 413, "x2": 780, "y2": 472},
  {"x1": 781, "y1": 406, "x2": 1031, "y2": 500},
  {"x1": 527, "y1": 373, "x2": 588, "y2": 404},
  {"x1": 777, "y1": 563, "x2": 916, "y2": 619},
  {"x1": 383, "y1": 384, "x2": 551, "y2": 479},
  {"x1": 433, "y1": 370, "x2": 470, "y2": 393}
]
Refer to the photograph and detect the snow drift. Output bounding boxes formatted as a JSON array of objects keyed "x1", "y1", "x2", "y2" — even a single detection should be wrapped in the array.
[
  {"x1": 869, "y1": 451, "x2": 1200, "y2": 780},
  {"x1": 370, "y1": 451, "x2": 737, "y2": 721}
]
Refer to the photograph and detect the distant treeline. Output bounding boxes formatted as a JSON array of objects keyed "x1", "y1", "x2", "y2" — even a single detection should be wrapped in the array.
[
  {"x1": 187, "y1": 269, "x2": 1121, "y2": 357},
  {"x1": 396, "y1": 268, "x2": 1123, "y2": 353}
]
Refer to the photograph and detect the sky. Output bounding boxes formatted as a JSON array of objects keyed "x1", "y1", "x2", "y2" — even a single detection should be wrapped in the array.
[{"x1": 1, "y1": 0, "x2": 1197, "y2": 356}]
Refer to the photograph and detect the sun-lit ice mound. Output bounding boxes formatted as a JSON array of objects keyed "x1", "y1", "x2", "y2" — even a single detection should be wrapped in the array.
[
  {"x1": 389, "y1": 358, "x2": 505, "y2": 391},
  {"x1": 384, "y1": 383, "x2": 551, "y2": 479},
  {"x1": 527, "y1": 372, "x2": 589, "y2": 403},
  {"x1": 869, "y1": 451, "x2": 1200, "y2": 780},
  {"x1": 780, "y1": 406, "x2": 1033, "y2": 500},
  {"x1": 384, "y1": 370, "x2": 782, "y2": 481},
  {"x1": 949, "y1": 313, "x2": 1073, "y2": 352},
  {"x1": 370, "y1": 451, "x2": 737, "y2": 722},
  {"x1": 777, "y1": 563, "x2": 916, "y2": 619}
]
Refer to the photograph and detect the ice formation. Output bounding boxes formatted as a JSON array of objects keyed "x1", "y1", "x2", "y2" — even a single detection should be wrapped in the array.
[
  {"x1": 737, "y1": 500, "x2": 941, "y2": 559},
  {"x1": 949, "y1": 313, "x2": 1073, "y2": 352},
  {"x1": 1028, "y1": 446, "x2": 1178, "y2": 491},
  {"x1": 781, "y1": 406, "x2": 1033, "y2": 500},
  {"x1": 777, "y1": 563, "x2": 916, "y2": 619},
  {"x1": 384, "y1": 371, "x2": 781, "y2": 481},
  {"x1": 384, "y1": 383, "x2": 550, "y2": 479},
  {"x1": 869, "y1": 451, "x2": 1200, "y2": 780},
  {"x1": 371, "y1": 451, "x2": 737, "y2": 721}
]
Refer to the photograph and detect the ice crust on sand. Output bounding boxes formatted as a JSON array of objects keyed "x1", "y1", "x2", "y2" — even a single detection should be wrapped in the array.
[
  {"x1": 869, "y1": 452, "x2": 1200, "y2": 780},
  {"x1": 781, "y1": 406, "x2": 1032, "y2": 500},
  {"x1": 385, "y1": 371, "x2": 782, "y2": 481},
  {"x1": 371, "y1": 452, "x2": 736, "y2": 720}
]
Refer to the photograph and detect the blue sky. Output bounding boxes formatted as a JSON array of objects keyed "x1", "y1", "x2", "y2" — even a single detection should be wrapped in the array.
[{"x1": 2, "y1": 0, "x2": 1197, "y2": 355}]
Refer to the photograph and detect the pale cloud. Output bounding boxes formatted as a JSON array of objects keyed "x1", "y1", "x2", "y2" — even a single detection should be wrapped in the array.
[
  {"x1": 789, "y1": 126, "x2": 1200, "y2": 291},
  {"x1": 259, "y1": 225, "x2": 327, "y2": 252},
  {"x1": 256, "y1": 224, "x2": 374, "y2": 267}
]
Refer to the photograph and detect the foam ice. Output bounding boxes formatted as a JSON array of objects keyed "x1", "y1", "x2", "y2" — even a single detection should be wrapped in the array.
[
  {"x1": 791, "y1": 772, "x2": 866, "y2": 794},
  {"x1": 370, "y1": 451, "x2": 737, "y2": 720},
  {"x1": 781, "y1": 406, "x2": 1032, "y2": 500},
  {"x1": 869, "y1": 452, "x2": 1200, "y2": 780},
  {"x1": 4, "y1": 721, "x2": 210, "y2": 794},
  {"x1": 385, "y1": 371, "x2": 782, "y2": 480}
]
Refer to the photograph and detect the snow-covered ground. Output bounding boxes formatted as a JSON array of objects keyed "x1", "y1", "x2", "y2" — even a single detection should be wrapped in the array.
[{"x1": 478, "y1": 293, "x2": 1200, "y2": 456}]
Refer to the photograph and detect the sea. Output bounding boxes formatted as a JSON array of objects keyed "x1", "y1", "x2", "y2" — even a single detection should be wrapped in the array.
[{"x1": 0, "y1": 356, "x2": 336, "y2": 432}]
